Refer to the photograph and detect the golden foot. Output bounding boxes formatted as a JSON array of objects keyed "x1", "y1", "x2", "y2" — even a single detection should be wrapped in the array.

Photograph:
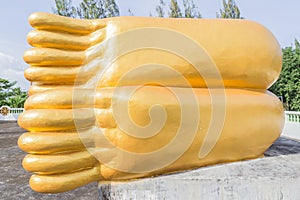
[
  {"x1": 18, "y1": 12, "x2": 284, "y2": 193},
  {"x1": 24, "y1": 12, "x2": 282, "y2": 93}
]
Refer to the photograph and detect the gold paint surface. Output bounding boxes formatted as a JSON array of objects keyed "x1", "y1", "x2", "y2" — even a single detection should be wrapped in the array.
[{"x1": 18, "y1": 12, "x2": 284, "y2": 193}]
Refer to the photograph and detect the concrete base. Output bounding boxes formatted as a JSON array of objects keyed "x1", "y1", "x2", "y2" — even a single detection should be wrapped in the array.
[
  {"x1": 282, "y1": 122, "x2": 300, "y2": 141},
  {"x1": 0, "y1": 121, "x2": 25, "y2": 134},
  {"x1": 98, "y1": 153, "x2": 300, "y2": 200}
]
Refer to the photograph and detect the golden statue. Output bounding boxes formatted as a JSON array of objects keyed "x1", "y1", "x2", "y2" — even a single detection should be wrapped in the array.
[{"x1": 18, "y1": 12, "x2": 284, "y2": 193}]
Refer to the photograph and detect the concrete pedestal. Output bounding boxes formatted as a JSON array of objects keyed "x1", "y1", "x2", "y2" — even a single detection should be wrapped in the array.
[{"x1": 98, "y1": 153, "x2": 300, "y2": 200}]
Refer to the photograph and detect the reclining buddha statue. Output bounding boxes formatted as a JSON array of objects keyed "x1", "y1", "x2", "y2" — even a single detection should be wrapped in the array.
[{"x1": 18, "y1": 12, "x2": 284, "y2": 193}]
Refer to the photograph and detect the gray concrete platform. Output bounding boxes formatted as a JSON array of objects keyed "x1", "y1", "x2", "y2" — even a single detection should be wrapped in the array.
[
  {"x1": 98, "y1": 153, "x2": 300, "y2": 200},
  {"x1": 98, "y1": 136, "x2": 300, "y2": 200}
]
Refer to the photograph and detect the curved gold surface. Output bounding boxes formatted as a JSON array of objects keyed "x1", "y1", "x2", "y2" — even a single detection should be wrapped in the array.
[
  {"x1": 18, "y1": 12, "x2": 284, "y2": 193},
  {"x1": 24, "y1": 12, "x2": 282, "y2": 90},
  {"x1": 18, "y1": 88, "x2": 284, "y2": 192}
]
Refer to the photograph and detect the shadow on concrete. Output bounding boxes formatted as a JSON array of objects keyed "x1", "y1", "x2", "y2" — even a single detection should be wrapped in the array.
[{"x1": 265, "y1": 137, "x2": 300, "y2": 156}]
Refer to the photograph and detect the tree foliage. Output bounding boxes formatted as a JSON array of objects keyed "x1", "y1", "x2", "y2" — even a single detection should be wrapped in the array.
[
  {"x1": 53, "y1": 0, "x2": 119, "y2": 19},
  {"x1": 168, "y1": 0, "x2": 183, "y2": 18},
  {"x1": 183, "y1": 0, "x2": 201, "y2": 18},
  {"x1": 103, "y1": 0, "x2": 120, "y2": 18},
  {"x1": 155, "y1": 0, "x2": 201, "y2": 18},
  {"x1": 0, "y1": 78, "x2": 27, "y2": 108},
  {"x1": 77, "y1": 0, "x2": 105, "y2": 19},
  {"x1": 53, "y1": 0, "x2": 77, "y2": 17},
  {"x1": 269, "y1": 39, "x2": 300, "y2": 111},
  {"x1": 156, "y1": 0, "x2": 166, "y2": 17},
  {"x1": 217, "y1": 0, "x2": 243, "y2": 19}
]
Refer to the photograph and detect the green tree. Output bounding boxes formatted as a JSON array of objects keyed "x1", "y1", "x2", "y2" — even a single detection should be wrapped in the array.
[
  {"x1": 156, "y1": 0, "x2": 166, "y2": 17},
  {"x1": 0, "y1": 78, "x2": 27, "y2": 108},
  {"x1": 103, "y1": 0, "x2": 120, "y2": 18},
  {"x1": 269, "y1": 39, "x2": 300, "y2": 111},
  {"x1": 0, "y1": 78, "x2": 15, "y2": 107},
  {"x1": 77, "y1": 0, "x2": 119, "y2": 19},
  {"x1": 53, "y1": 0, "x2": 119, "y2": 19},
  {"x1": 77, "y1": 0, "x2": 105, "y2": 19},
  {"x1": 7, "y1": 88, "x2": 27, "y2": 108},
  {"x1": 53, "y1": 0, "x2": 77, "y2": 18},
  {"x1": 183, "y1": 0, "x2": 201, "y2": 18},
  {"x1": 217, "y1": 0, "x2": 243, "y2": 19},
  {"x1": 155, "y1": 0, "x2": 201, "y2": 18},
  {"x1": 169, "y1": 0, "x2": 183, "y2": 18}
]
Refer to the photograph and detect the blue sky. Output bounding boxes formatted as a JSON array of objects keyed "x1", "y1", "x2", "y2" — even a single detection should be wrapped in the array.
[{"x1": 0, "y1": 0, "x2": 299, "y2": 89}]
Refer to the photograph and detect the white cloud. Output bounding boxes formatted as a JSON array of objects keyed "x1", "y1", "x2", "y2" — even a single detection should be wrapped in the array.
[{"x1": 0, "y1": 52, "x2": 29, "y2": 90}]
